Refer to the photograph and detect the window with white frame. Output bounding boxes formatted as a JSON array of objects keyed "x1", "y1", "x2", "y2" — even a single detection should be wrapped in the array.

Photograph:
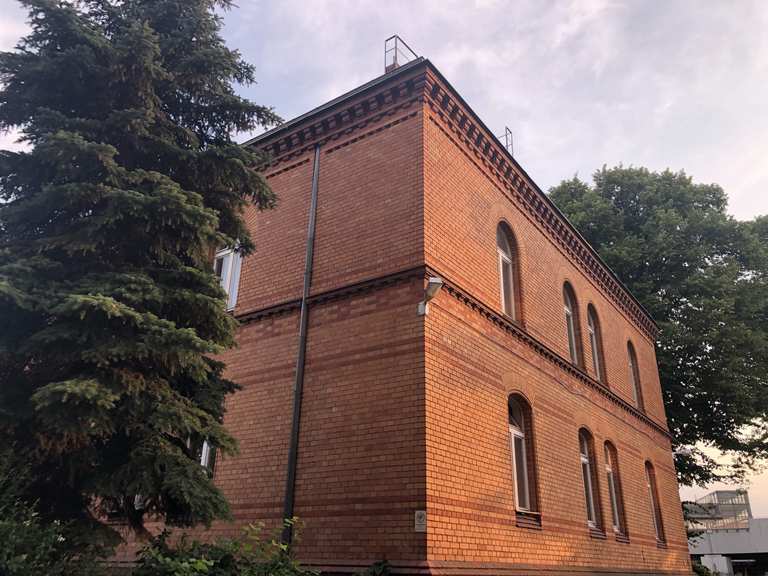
[
  {"x1": 186, "y1": 437, "x2": 216, "y2": 477},
  {"x1": 214, "y1": 247, "x2": 242, "y2": 311},
  {"x1": 645, "y1": 461, "x2": 666, "y2": 542},
  {"x1": 587, "y1": 305, "x2": 605, "y2": 383},
  {"x1": 579, "y1": 429, "x2": 599, "y2": 528},
  {"x1": 496, "y1": 223, "x2": 519, "y2": 320},
  {"x1": 627, "y1": 341, "x2": 644, "y2": 410},
  {"x1": 199, "y1": 439, "x2": 215, "y2": 476},
  {"x1": 604, "y1": 442, "x2": 626, "y2": 535},
  {"x1": 509, "y1": 396, "x2": 530, "y2": 511},
  {"x1": 564, "y1": 284, "x2": 581, "y2": 366}
]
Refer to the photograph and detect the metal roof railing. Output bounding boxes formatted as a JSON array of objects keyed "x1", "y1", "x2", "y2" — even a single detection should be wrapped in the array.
[{"x1": 385, "y1": 35, "x2": 418, "y2": 73}]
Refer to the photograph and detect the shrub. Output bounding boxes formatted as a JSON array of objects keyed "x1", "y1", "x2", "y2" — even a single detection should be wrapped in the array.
[
  {"x1": 692, "y1": 562, "x2": 716, "y2": 576},
  {"x1": 133, "y1": 520, "x2": 317, "y2": 576},
  {"x1": 357, "y1": 560, "x2": 392, "y2": 576},
  {"x1": 0, "y1": 450, "x2": 104, "y2": 576}
]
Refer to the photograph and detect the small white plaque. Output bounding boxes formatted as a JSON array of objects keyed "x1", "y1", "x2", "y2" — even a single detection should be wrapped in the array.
[{"x1": 414, "y1": 510, "x2": 427, "y2": 532}]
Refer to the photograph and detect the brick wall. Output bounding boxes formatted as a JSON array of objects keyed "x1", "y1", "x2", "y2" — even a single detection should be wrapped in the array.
[
  {"x1": 422, "y1": 99, "x2": 666, "y2": 424},
  {"x1": 421, "y1": 66, "x2": 690, "y2": 575},
  {"x1": 291, "y1": 278, "x2": 426, "y2": 566},
  {"x1": 218, "y1": 104, "x2": 428, "y2": 570},
  {"x1": 423, "y1": 289, "x2": 690, "y2": 574},
  {"x1": 216, "y1": 279, "x2": 427, "y2": 568}
]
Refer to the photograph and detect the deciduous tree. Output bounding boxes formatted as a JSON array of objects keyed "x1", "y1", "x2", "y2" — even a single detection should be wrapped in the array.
[{"x1": 550, "y1": 167, "x2": 768, "y2": 486}]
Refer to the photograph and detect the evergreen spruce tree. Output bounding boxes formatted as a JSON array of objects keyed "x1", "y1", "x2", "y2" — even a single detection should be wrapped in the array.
[{"x1": 0, "y1": 0, "x2": 280, "y2": 545}]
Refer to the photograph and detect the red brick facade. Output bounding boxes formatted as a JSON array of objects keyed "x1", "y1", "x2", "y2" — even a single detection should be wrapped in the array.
[{"x1": 189, "y1": 59, "x2": 689, "y2": 575}]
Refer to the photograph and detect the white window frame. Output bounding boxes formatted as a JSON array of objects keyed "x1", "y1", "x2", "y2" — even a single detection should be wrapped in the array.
[
  {"x1": 214, "y1": 247, "x2": 242, "y2": 311},
  {"x1": 200, "y1": 439, "x2": 212, "y2": 469},
  {"x1": 580, "y1": 434, "x2": 597, "y2": 528},
  {"x1": 646, "y1": 463, "x2": 664, "y2": 541},
  {"x1": 509, "y1": 417, "x2": 530, "y2": 511},
  {"x1": 497, "y1": 229, "x2": 516, "y2": 320},
  {"x1": 628, "y1": 343, "x2": 642, "y2": 408},
  {"x1": 564, "y1": 291, "x2": 578, "y2": 364},
  {"x1": 186, "y1": 437, "x2": 215, "y2": 474},
  {"x1": 605, "y1": 446, "x2": 622, "y2": 533},
  {"x1": 588, "y1": 309, "x2": 602, "y2": 381}
]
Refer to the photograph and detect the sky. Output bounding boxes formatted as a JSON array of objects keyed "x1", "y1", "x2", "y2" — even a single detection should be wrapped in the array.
[{"x1": 1, "y1": 0, "x2": 767, "y2": 513}]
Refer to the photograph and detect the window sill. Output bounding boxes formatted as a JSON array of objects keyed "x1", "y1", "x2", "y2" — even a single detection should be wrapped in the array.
[
  {"x1": 502, "y1": 313, "x2": 524, "y2": 330},
  {"x1": 614, "y1": 532, "x2": 630, "y2": 544},
  {"x1": 656, "y1": 540, "x2": 668, "y2": 549},
  {"x1": 515, "y1": 509, "x2": 542, "y2": 530},
  {"x1": 588, "y1": 527, "x2": 607, "y2": 539}
]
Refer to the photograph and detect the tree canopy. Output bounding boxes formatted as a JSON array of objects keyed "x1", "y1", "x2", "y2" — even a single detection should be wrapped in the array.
[
  {"x1": 550, "y1": 167, "x2": 768, "y2": 486},
  {"x1": 0, "y1": 0, "x2": 279, "y2": 545}
]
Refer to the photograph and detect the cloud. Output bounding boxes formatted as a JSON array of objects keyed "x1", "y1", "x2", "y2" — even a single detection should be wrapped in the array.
[
  {"x1": 0, "y1": 1, "x2": 766, "y2": 217},
  {"x1": 0, "y1": 127, "x2": 24, "y2": 152},
  {"x1": 2, "y1": 0, "x2": 765, "y2": 221},
  {"x1": 222, "y1": 0, "x2": 768, "y2": 220},
  {"x1": 0, "y1": 2, "x2": 28, "y2": 51}
]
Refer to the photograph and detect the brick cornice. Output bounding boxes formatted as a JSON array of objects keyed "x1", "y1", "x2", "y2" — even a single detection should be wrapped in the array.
[
  {"x1": 246, "y1": 62, "x2": 428, "y2": 168},
  {"x1": 422, "y1": 66, "x2": 658, "y2": 341},
  {"x1": 235, "y1": 266, "x2": 425, "y2": 324},
  {"x1": 234, "y1": 265, "x2": 671, "y2": 441}
]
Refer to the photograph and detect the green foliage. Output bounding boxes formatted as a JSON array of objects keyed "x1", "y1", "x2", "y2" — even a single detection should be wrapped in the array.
[
  {"x1": 682, "y1": 501, "x2": 704, "y2": 544},
  {"x1": 550, "y1": 167, "x2": 768, "y2": 486},
  {"x1": 0, "y1": 449, "x2": 105, "y2": 576},
  {"x1": 0, "y1": 0, "x2": 279, "y2": 545},
  {"x1": 356, "y1": 560, "x2": 392, "y2": 576},
  {"x1": 692, "y1": 561, "x2": 716, "y2": 576},
  {"x1": 133, "y1": 520, "x2": 318, "y2": 576}
]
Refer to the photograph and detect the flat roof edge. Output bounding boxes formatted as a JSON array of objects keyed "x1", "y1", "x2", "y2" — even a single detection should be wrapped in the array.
[{"x1": 241, "y1": 57, "x2": 427, "y2": 148}]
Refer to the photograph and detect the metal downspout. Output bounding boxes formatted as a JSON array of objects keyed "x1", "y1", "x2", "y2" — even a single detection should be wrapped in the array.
[{"x1": 282, "y1": 143, "x2": 321, "y2": 545}]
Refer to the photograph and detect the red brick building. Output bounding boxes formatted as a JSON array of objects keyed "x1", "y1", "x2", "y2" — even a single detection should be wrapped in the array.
[{"x1": 209, "y1": 57, "x2": 691, "y2": 575}]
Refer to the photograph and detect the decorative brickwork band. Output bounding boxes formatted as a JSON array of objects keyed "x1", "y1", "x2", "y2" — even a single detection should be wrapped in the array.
[{"x1": 235, "y1": 264, "x2": 671, "y2": 440}]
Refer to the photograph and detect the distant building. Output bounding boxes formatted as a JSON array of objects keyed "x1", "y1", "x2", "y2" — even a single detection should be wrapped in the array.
[
  {"x1": 689, "y1": 490, "x2": 768, "y2": 575},
  {"x1": 688, "y1": 490, "x2": 753, "y2": 531}
]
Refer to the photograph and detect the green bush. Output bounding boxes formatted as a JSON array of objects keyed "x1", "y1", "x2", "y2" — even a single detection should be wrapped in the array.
[
  {"x1": 356, "y1": 560, "x2": 392, "y2": 576},
  {"x1": 0, "y1": 451, "x2": 104, "y2": 576},
  {"x1": 133, "y1": 520, "x2": 317, "y2": 576},
  {"x1": 692, "y1": 562, "x2": 716, "y2": 576}
]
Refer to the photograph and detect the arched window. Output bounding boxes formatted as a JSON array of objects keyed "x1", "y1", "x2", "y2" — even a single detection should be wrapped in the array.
[
  {"x1": 496, "y1": 223, "x2": 519, "y2": 321},
  {"x1": 578, "y1": 429, "x2": 602, "y2": 530},
  {"x1": 627, "y1": 341, "x2": 644, "y2": 410},
  {"x1": 563, "y1": 283, "x2": 583, "y2": 366},
  {"x1": 604, "y1": 442, "x2": 627, "y2": 536},
  {"x1": 508, "y1": 395, "x2": 538, "y2": 514},
  {"x1": 587, "y1": 305, "x2": 606, "y2": 384},
  {"x1": 645, "y1": 462, "x2": 666, "y2": 542}
]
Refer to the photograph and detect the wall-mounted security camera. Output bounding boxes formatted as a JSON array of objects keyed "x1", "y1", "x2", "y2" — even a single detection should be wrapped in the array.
[{"x1": 417, "y1": 276, "x2": 444, "y2": 315}]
